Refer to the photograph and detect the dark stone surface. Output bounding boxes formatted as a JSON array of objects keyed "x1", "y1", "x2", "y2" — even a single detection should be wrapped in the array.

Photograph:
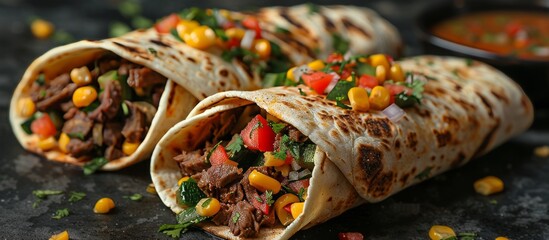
[{"x1": 1, "y1": 0, "x2": 548, "y2": 239}]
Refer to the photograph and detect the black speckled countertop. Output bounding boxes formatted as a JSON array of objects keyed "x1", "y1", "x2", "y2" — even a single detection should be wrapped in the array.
[{"x1": 1, "y1": 0, "x2": 548, "y2": 239}]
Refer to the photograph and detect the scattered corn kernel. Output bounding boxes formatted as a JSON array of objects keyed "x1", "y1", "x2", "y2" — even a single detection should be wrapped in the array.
[
  {"x1": 263, "y1": 152, "x2": 286, "y2": 167},
  {"x1": 225, "y1": 27, "x2": 246, "y2": 39},
  {"x1": 178, "y1": 176, "x2": 190, "y2": 186},
  {"x1": 290, "y1": 202, "x2": 304, "y2": 219},
  {"x1": 176, "y1": 20, "x2": 200, "y2": 39},
  {"x1": 195, "y1": 198, "x2": 221, "y2": 217},
  {"x1": 348, "y1": 87, "x2": 370, "y2": 112},
  {"x1": 253, "y1": 39, "x2": 271, "y2": 59},
  {"x1": 275, "y1": 164, "x2": 290, "y2": 177},
  {"x1": 307, "y1": 60, "x2": 326, "y2": 71},
  {"x1": 495, "y1": 237, "x2": 509, "y2": 240},
  {"x1": 534, "y1": 145, "x2": 549, "y2": 158},
  {"x1": 38, "y1": 136, "x2": 57, "y2": 151},
  {"x1": 58, "y1": 133, "x2": 70, "y2": 153},
  {"x1": 390, "y1": 64, "x2": 405, "y2": 82},
  {"x1": 218, "y1": 9, "x2": 232, "y2": 20},
  {"x1": 49, "y1": 230, "x2": 69, "y2": 240},
  {"x1": 248, "y1": 169, "x2": 281, "y2": 194},
  {"x1": 72, "y1": 86, "x2": 97, "y2": 107},
  {"x1": 369, "y1": 86, "x2": 391, "y2": 110},
  {"x1": 146, "y1": 183, "x2": 157, "y2": 194},
  {"x1": 375, "y1": 65, "x2": 387, "y2": 84},
  {"x1": 275, "y1": 193, "x2": 300, "y2": 226},
  {"x1": 429, "y1": 225, "x2": 456, "y2": 240},
  {"x1": 94, "y1": 197, "x2": 115, "y2": 214},
  {"x1": 183, "y1": 26, "x2": 216, "y2": 50},
  {"x1": 31, "y1": 19, "x2": 54, "y2": 39},
  {"x1": 122, "y1": 140, "x2": 140, "y2": 155},
  {"x1": 17, "y1": 97, "x2": 36, "y2": 118},
  {"x1": 369, "y1": 54, "x2": 390, "y2": 73},
  {"x1": 474, "y1": 176, "x2": 504, "y2": 196},
  {"x1": 286, "y1": 67, "x2": 296, "y2": 81},
  {"x1": 70, "y1": 66, "x2": 92, "y2": 85}
]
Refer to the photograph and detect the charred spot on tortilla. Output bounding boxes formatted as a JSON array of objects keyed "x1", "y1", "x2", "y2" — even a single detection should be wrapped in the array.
[
  {"x1": 365, "y1": 118, "x2": 392, "y2": 138},
  {"x1": 476, "y1": 91, "x2": 494, "y2": 118},
  {"x1": 341, "y1": 18, "x2": 371, "y2": 39},
  {"x1": 219, "y1": 69, "x2": 229, "y2": 77},
  {"x1": 150, "y1": 39, "x2": 171, "y2": 48},
  {"x1": 490, "y1": 89, "x2": 510, "y2": 104},
  {"x1": 406, "y1": 132, "x2": 418, "y2": 149},
  {"x1": 357, "y1": 144, "x2": 383, "y2": 183},
  {"x1": 433, "y1": 129, "x2": 452, "y2": 148},
  {"x1": 112, "y1": 41, "x2": 152, "y2": 60},
  {"x1": 451, "y1": 152, "x2": 467, "y2": 168},
  {"x1": 442, "y1": 116, "x2": 459, "y2": 129},
  {"x1": 394, "y1": 140, "x2": 401, "y2": 149},
  {"x1": 278, "y1": 9, "x2": 306, "y2": 32},
  {"x1": 473, "y1": 120, "x2": 500, "y2": 158},
  {"x1": 368, "y1": 171, "x2": 395, "y2": 198},
  {"x1": 320, "y1": 14, "x2": 336, "y2": 32},
  {"x1": 399, "y1": 173, "x2": 410, "y2": 186}
]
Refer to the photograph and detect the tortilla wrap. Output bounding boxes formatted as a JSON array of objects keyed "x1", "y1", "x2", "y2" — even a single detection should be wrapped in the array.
[
  {"x1": 151, "y1": 55, "x2": 533, "y2": 239},
  {"x1": 10, "y1": 5, "x2": 401, "y2": 170}
]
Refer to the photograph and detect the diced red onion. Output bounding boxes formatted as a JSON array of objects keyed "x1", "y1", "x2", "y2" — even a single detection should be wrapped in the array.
[
  {"x1": 213, "y1": 10, "x2": 228, "y2": 26},
  {"x1": 292, "y1": 65, "x2": 311, "y2": 82},
  {"x1": 382, "y1": 103, "x2": 406, "y2": 122},
  {"x1": 290, "y1": 159, "x2": 302, "y2": 171},
  {"x1": 298, "y1": 169, "x2": 312, "y2": 179},
  {"x1": 289, "y1": 171, "x2": 299, "y2": 181},
  {"x1": 343, "y1": 51, "x2": 352, "y2": 61},
  {"x1": 240, "y1": 30, "x2": 256, "y2": 49},
  {"x1": 324, "y1": 72, "x2": 340, "y2": 93}
]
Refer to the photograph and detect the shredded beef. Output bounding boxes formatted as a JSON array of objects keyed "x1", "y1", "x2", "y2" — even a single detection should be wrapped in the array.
[
  {"x1": 36, "y1": 80, "x2": 78, "y2": 111},
  {"x1": 63, "y1": 107, "x2": 78, "y2": 120},
  {"x1": 173, "y1": 150, "x2": 209, "y2": 177},
  {"x1": 288, "y1": 126, "x2": 308, "y2": 142},
  {"x1": 198, "y1": 165, "x2": 242, "y2": 197},
  {"x1": 62, "y1": 111, "x2": 93, "y2": 138},
  {"x1": 219, "y1": 182, "x2": 244, "y2": 204},
  {"x1": 60, "y1": 101, "x2": 74, "y2": 112},
  {"x1": 117, "y1": 61, "x2": 138, "y2": 76},
  {"x1": 88, "y1": 80, "x2": 122, "y2": 122},
  {"x1": 66, "y1": 138, "x2": 94, "y2": 157},
  {"x1": 103, "y1": 122, "x2": 123, "y2": 147},
  {"x1": 97, "y1": 57, "x2": 121, "y2": 75},
  {"x1": 212, "y1": 203, "x2": 234, "y2": 226},
  {"x1": 105, "y1": 145, "x2": 124, "y2": 160},
  {"x1": 121, "y1": 101, "x2": 147, "y2": 143},
  {"x1": 127, "y1": 67, "x2": 167, "y2": 88},
  {"x1": 229, "y1": 201, "x2": 260, "y2": 237}
]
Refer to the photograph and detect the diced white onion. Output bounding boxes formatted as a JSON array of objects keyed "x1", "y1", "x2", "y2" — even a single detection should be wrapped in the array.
[
  {"x1": 382, "y1": 103, "x2": 406, "y2": 122},
  {"x1": 533, "y1": 47, "x2": 549, "y2": 57},
  {"x1": 240, "y1": 30, "x2": 256, "y2": 49},
  {"x1": 289, "y1": 171, "x2": 299, "y2": 181},
  {"x1": 290, "y1": 159, "x2": 302, "y2": 171},
  {"x1": 298, "y1": 169, "x2": 312, "y2": 179},
  {"x1": 324, "y1": 72, "x2": 340, "y2": 93},
  {"x1": 343, "y1": 51, "x2": 353, "y2": 61},
  {"x1": 292, "y1": 65, "x2": 311, "y2": 82},
  {"x1": 405, "y1": 74, "x2": 414, "y2": 84},
  {"x1": 213, "y1": 10, "x2": 228, "y2": 26}
]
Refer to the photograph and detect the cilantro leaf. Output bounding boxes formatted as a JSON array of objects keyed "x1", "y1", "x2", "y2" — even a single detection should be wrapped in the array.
[
  {"x1": 299, "y1": 88, "x2": 306, "y2": 96},
  {"x1": 332, "y1": 33, "x2": 350, "y2": 54},
  {"x1": 67, "y1": 132, "x2": 85, "y2": 140},
  {"x1": 214, "y1": 28, "x2": 228, "y2": 41},
  {"x1": 68, "y1": 191, "x2": 86, "y2": 203},
  {"x1": 170, "y1": 28, "x2": 183, "y2": 42},
  {"x1": 33, "y1": 190, "x2": 64, "y2": 199},
  {"x1": 83, "y1": 157, "x2": 108, "y2": 175},
  {"x1": 226, "y1": 135, "x2": 244, "y2": 157},
  {"x1": 148, "y1": 47, "x2": 158, "y2": 57},
  {"x1": 326, "y1": 80, "x2": 355, "y2": 101},
  {"x1": 124, "y1": 193, "x2": 143, "y2": 201},
  {"x1": 36, "y1": 73, "x2": 45, "y2": 86},
  {"x1": 158, "y1": 223, "x2": 189, "y2": 238},
  {"x1": 265, "y1": 190, "x2": 274, "y2": 206},
  {"x1": 273, "y1": 135, "x2": 291, "y2": 160},
  {"x1": 52, "y1": 208, "x2": 69, "y2": 219},
  {"x1": 269, "y1": 121, "x2": 287, "y2": 134},
  {"x1": 336, "y1": 99, "x2": 351, "y2": 109}
]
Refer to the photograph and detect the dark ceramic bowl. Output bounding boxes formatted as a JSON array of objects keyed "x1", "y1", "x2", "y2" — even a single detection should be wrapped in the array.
[{"x1": 417, "y1": 1, "x2": 549, "y2": 108}]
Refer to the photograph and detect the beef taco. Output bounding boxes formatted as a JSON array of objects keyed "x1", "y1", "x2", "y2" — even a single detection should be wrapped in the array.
[{"x1": 150, "y1": 55, "x2": 533, "y2": 239}]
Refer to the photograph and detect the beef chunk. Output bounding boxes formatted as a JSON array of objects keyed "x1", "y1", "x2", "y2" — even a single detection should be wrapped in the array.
[
  {"x1": 88, "y1": 80, "x2": 122, "y2": 122},
  {"x1": 121, "y1": 101, "x2": 147, "y2": 143},
  {"x1": 256, "y1": 207, "x2": 277, "y2": 227},
  {"x1": 63, "y1": 107, "x2": 78, "y2": 120},
  {"x1": 35, "y1": 75, "x2": 77, "y2": 111},
  {"x1": 60, "y1": 101, "x2": 74, "y2": 112},
  {"x1": 62, "y1": 111, "x2": 93, "y2": 138},
  {"x1": 229, "y1": 201, "x2": 260, "y2": 237},
  {"x1": 117, "y1": 61, "x2": 138, "y2": 76},
  {"x1": 174, "y1": 150, "x2": 209, "y2": 177},
  {"x1": 103, "y1": 122, "x2": 123, "y2": 147},
  {"x1": 66, "y1": 138, "x2": 94, "y2": 158},
  {"x1": 105, "y1": 145, "x2": 124, "y2": 160},
  {"x1": 219, "y1": 182, "x2": 244, "y2": 204},
  {"x1": 127, "y1": 67, "x2": 167, "y2": 88},
  {"x1": 288, "y1": 126, "x2": 308, "y2": 142},
  {"x1": 198, "y1": 164, "x2": 242, "y2": 197},
  {"x1": 211, "y1": 203, "x2": 234, "y2": 226}
]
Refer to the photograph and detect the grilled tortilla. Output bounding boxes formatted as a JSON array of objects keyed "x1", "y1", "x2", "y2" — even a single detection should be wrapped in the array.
[
  {"x1": 151, "y1": 55, "x2": 533, "y2": 239},
  {"x1": 10, "y1": 5, "x2": 401, "y2": 170}
]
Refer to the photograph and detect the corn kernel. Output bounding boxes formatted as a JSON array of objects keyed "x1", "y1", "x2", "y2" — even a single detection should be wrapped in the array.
[
  {"x1": 146, "y1": 183, "x2": 157, "y2": 194},
  {"x1": 348, "y1": 87, "x2": 370, "y2": 112},
  {"x1": 253, "y1": 39, "x2": 271, "y2": 59},
  {"x1": 219, "y1": 9, "x2": 232, "y2": 20},
  {"x1": 225, "y1": 28, "x2": 246, "y2": 39},
  {"x1": 178, "y1": 176, "x2": 190, "y2": 186},
  {"x1": 248, "y1": 170, "x2": 281, "y2": 194},
  {"x1": 195, "y1": 198, "x2": 221, "y2": 217},
  {"x1": 390, "y1": 64, "x2": 405, "y2": 82},
  {"x1": 17, "y1": 97, "x2": 36, "y2": 118},
  {"x1": 307, "y1": 60, "x2": 326, "y2": 71},
  {"x1": 31, "y1": 19, "x2": 54, "y2": 39},
  {"x1": 72, "y1": 86, "x2": 97, "y2": 107},
  {"x1": 429, "y1": 225, "x2": 456, "y2": 240},
  {"x1": 38, "y1": 136, "x2": 57, "y2": 151},
  {"x1": 290, "y1": 202, "x2": 304, "y2": 219},
  {"x1": 474, "y1": 176, "x2": 504, "y2": 196},
  {"x1": 495, "y1": 237, "x2": 509, "y2": 240},
  {"x1": 369, "y1": 54, "x2": 390, "y2": 72},
  {"x1": 58, "y1": 133, "x2": 70, "y2": 153},
  {"x1": 70, "y1": 66, "x2": 92, "y2": 85},
  {"x1": 183, "y1": 26, "x2": 216, "y2": 50},
  {"x1": 286, "y1": 67, "x2": 296, "y2": 81},
  {"x1": 122, "y1": 140, "x2": 140, "y2": 156},
  {"x1": 369, "y1": 86, "x2": 390, "y2": 110},
  {"x1": 176, "y1": 20, "x2": 200, "y2": 39},
  {"x1": 264, "y1": 152, "x2": 286, "y2": 167},
  {"x1": 274, "y1": 193, "x2": 299, "y2": 226},
  {"x1": 275, "y1": 164, "x2": 290, "y2": 177},
  {"x1": 534, "y1": 145, "x2": 549, "y2": 158},
  {"x1": 94, "y1": 197, "x2": 115, "y2": 214},
  {"x1": 375, "y1": 65, "x2": 387, "y2": 84},
  {"x1": 49, "y1": 230, "x2": 69, "y2": 240}
]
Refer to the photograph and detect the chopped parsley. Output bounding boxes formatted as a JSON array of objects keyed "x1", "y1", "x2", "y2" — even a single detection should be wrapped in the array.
[
  {"x1": 68, "y1": 191, "x2": 86, "y2": 203},
  {"x1": 269, "y1": 121, "x2": 287, "y2": 134},
  {"x1": 148, "y1": 47, "x2": 158, "y2": 57},
  {"x1": 332, "y1": 33, "x2": 350, "y2": 54},
  {"x1": 306, "y1": 3, "x2": 320, "y2": 14},
  {"x1": 52, "y1": 208, "x2": 69, "y2": 220},
  {"x1": 415, "y1": 167, "x2": 432, "y2": 181},
  {"x1": 160, "y1": 206, "x2": 208, "y2": 238},
  {"x1": 33, "y1": 190, "x2": 64, "y2": 199},
  {"x1": 336, "y1": 99, "x2": 351, "y2": 109},
  {"x1": 273, "y1": 135, "x2": 291, "y2": 160},
  {"x1": 299, "y1": 88, "x2": 306, "y2": 96},
  {"x1": 265, "y1": 190, "x2": 274, "y2": 206},
  {"x1": 124, "y1": 193, "x2": 143, "y2": 201},
  {"x1": 226, "y1": 135, "x2": 244, "y2": 156},
  {"x1": 255, "y1": 195, "x2": 263, "y2": 203},
  {"x1": 232, "y1": 212, "x2": 240, "y2": 223},
  {"x1": 36, "y1": 73, "x2": 45, "y2": 86},
  {"x1": 83, "y1": 157, "x2": 108, "y2": 175}
]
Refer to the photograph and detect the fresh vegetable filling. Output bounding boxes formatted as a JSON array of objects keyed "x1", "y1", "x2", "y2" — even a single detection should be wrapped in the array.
[
  {"x1": 170, "y1": 107, "x2": 314, "y2": 238},
  {"x1": 17, "y1": 53, "x2": 167, "y2": 172}
]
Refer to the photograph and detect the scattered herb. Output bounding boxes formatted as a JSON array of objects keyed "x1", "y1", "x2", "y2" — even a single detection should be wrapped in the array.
[
  {"x1": 39, "y1": 89, "x2": 46, "y2": 98},
  {"x1": 275, "y1": 26, "x2": 290, "y2": 34},
  {"x1": 118, "y1": 0, "x2": 141, "y2": 18},
  {"x1": 415, "y1": 167, "x2": 432, "y2": 181},
  {"x1": 214, "y1": 28, "x2": 229, "y2": 41},
  {"x1": 52, "y1": 208, "x2": 69, "y2": 219},
  {"x1": 21, "y1": 114, "x2": 37, "y2": 134},
  {"x1": 68, "y1": 191, "x2": 86, "y2": 203},
  {"x1": 332, "y1": 33, "x2": 350, "y2": 54},
  {"x1": 201, "y1": 198, "x2": 212, "y2": 208},
  {"x1": 265, "y1": 190, "x2": 274, "y2": 206},
  {"x1": 32, "y1": 199, "x2": 42, "y2": 208},
  {"x1": 255, "y1": 195, "x2": 263, "y2": 203},
  {"x1": 221, "y1": 47, "x2": 258, "y2": 63},
  {"x1": 457, "y1": 232, "x2": 477, "y2": 240},
  {"x1": 148, "y1": 47, "x2": 158, "y2": 57},
  {"x1": 299, "y1": 88, "x2": 306, "y2": 96},
  {"x1": 297, "y1": 188, "x2": 306, "y2": 202},
  {"x1": 273, "y1": 135, "x2": 291, "y2": 160},
  {"x1": 36, "y1": 73, "x2": 45, "y2": 86},
  {"x1": 83, "y1": 157, "x2": 108, "y2": 175},
  {"x1": 465, "y1": 58, "x2": 473, "y2": 66},
  {"x1": 249, "y1": 121, "x2": 263, "y2": 139},
  {"x1": 170, "y1": 28, "x2": 183, "y2": 42},
  {"x1": 336, "y1": 99, "x2": 351, "y2": 109},
  {"x1": 489, "y1": 199, "x2": 498, "y2": 205},
  {"x1": 131, "y1": 16, "x2": 153, "y2": 29},
  {"x1": 306, "y1": 3, "x2": 320, "y2": 14},
  {"x1": 356, "y1": 62, "x2": 375, "y2": 76},
  {"x1": 326, "y1": 79, "x2": 355, "y2": 101},
  {"x1": 262, "y1": 72, "x2": 292, "y2": 88},
  {"x1": 82, "y1": 101, "x2": 100, "y2": 113},
  {"x1": 269, "y1": 121, "x2": 287, "y2": 134},
  {"x1": 124, "y1": 193, "x2": 143, "y2": 201},
  {"x1": 158, "y1": 223, "x2": 188, "y2": 238},
  {"x1": 232, "y1": 212, "x2": 240, "y2": 223},
  {"x1": 109, "y1": 21, "x2": 131, "y2": 37},
  {"x1": 121, "y1": 102, "x2": 129, "y2": 116},
  {"x1": 33, "y1": 190, "x2": 64, "y2": 199},
  {"x1": 159, "y1": 206, "x2": 209, "y2": 238},
  {"x1": 226, "y1": 135, "x2": 244, "y2": 156},
  {"x1": 206, "y1": 141, "x2": 222, "y2": 164}
]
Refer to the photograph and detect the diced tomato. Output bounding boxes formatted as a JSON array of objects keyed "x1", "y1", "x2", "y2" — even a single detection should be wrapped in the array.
[
  {"x1": 226, "y1": 37, "x2": 240, "y2": 49},
  {"x1": 284, "y1": 152, "x2": 294, "y2": 165},
  {"x1": 240, "y1": 115, "x2": 276, "y2": 152},
  {"x1": 209, "y1": 145, "x2": 237, "y2": 166},
  {"x1": 384, "y1": 84, "x2": 412, "y2": 104},
  {"x1": 327, "y1": 53, "x2": 344, "y2": 63},
  {"x1": 250, "y1": 191, "x2": 270, "y2": 214},
  {"x1": 283, "y1": 204, "x2": 292, "y2": 213},
  {"x1": 30, "y1": 114, "x2": 57, "y2": 138},
  {"x1": 505, "y1": 22, "x2": 522, "y2": 37},
  {"x1": 154, "y1": 13, "x2": 180, "y2": 34},
  {"x1": 241, "y1": 16, "x2": 262, "y2": 38},
  {"x1": 302, "y1": 72, "x2": 334, "y2": 93},
  {"x1": 338, "y1": 232, "x2": 364, "y2": 240},
  {"x1": 357, "y1": 74, "x2": 378, "y2": 89},
  {"x1": 385, "y1": 54, "x2": 394, "y2": 63},
  {"x1": 287, "y1": 179, "x2": 310, "y2": 193}
]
